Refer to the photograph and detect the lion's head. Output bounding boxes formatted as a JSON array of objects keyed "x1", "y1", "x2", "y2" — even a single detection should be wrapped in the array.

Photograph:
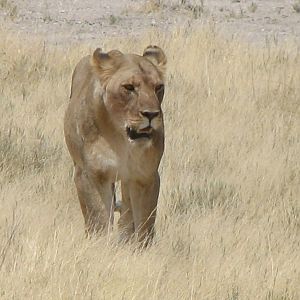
[{"x1": 91, "y1": 46, "x2": 167, "y2": 143}]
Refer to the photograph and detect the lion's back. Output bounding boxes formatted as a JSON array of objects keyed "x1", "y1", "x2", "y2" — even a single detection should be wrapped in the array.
[{"x1": 69, "y1": 55, "x2": 92, "y2": 100}]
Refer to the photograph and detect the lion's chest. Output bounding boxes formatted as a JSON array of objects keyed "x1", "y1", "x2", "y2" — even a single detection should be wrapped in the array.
[
  {"x1": 84, "y1": 138, "x2": 118, "y2": 178},
  {"x1": 118, "y1": 143, "x2": 160, "y2": 181},
  {"x1": 86, "y1": 137, "x2": 160, "y2": 182}
]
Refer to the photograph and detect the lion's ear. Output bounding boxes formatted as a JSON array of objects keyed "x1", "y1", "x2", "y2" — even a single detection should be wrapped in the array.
[
  {"x1": 92, "y1": 48, "x2": 123, "y2": 84},
  {"x1": 143, "y1": 45, "x2": 167, "y2": 73}
]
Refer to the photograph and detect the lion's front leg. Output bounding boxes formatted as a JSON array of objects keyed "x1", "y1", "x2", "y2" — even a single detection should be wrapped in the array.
[
  {"x1": 129, "y1": 173, "x2": 160, "y2": 245},
  {"x1": 118, "y1": 181, "x2": 134, "y2": 243},
  {"x1": 74, "y1": 166, "x2": 114, "y2": 236}
]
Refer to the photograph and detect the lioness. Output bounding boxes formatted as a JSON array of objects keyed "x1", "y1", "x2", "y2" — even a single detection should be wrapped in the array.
[{"x1": 64, "y1": 45, "x2": 166, "y2": 244}]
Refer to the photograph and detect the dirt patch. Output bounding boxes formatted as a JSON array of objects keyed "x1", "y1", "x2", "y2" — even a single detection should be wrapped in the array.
[{"x1": 1, "y1": 0, "x2": 300, "y2": 46}]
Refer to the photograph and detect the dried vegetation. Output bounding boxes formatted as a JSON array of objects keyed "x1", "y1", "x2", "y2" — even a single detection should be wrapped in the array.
[{"x1": 0, "y1": 26, "x2": 299, "y2": 299}]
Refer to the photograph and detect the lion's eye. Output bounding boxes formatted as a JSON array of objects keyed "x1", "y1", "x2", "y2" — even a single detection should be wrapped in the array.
[{"x1": 123, "y1": 84, "x2": 135, "y2": 92}]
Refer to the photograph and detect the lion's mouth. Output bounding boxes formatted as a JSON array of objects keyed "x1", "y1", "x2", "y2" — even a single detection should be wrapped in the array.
[{"x1": 126, "y1": 126, "x2": 152, "y2": 140}]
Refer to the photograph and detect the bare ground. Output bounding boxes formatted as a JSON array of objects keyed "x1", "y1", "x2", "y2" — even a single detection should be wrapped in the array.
[{"x1": 1, "y1": 0, "x2": 300, "y2": 46}]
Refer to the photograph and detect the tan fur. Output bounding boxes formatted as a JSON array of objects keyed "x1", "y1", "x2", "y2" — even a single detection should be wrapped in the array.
[{"x1": 64, "y1": 46, "x2": 167, "y2": 244}]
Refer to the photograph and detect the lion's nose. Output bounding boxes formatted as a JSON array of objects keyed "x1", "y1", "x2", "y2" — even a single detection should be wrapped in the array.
[{"x1": 140, "y1": 110, "x2": 160, "y2": 121}]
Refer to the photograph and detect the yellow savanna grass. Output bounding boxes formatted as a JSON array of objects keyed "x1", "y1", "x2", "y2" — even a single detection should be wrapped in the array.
[{"x1": 0, "y1": 26, "x2": 299, "y2": 299}]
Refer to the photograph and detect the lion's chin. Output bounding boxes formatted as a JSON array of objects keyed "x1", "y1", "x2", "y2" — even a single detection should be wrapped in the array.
[{"x1": 126, "y1": 126, "x2": 153, "y2": 141}]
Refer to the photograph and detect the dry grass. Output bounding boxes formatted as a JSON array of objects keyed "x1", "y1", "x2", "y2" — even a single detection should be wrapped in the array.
[
  {"x1": 0, "y1": 0, "x2": 18, "y2": 20},
  {"x1": 134, "y1": 0, "x2": 162, "y2": 14},
  {"x1": 0, "y1": 26, "x2": 300, "y2": 299}
]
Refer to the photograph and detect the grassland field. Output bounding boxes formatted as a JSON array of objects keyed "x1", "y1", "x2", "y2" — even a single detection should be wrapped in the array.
[{"x1": 0, "y1": 26, "x2": 300, "y2": 299}]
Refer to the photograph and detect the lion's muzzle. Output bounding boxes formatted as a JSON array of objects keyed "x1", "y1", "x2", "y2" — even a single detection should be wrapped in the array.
[
  {"x1": 126, "y1": 110, "x2": 162, "y2": 141},
  {"x1": 140, "y1": 110, "x2": 160, "y2": 121},
  {"x1": 126, "y1": 110, "x2": 161, "y2": 141},
  {"x1": 126, "y1": 126, "x2": 152, "y2": 140}
]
